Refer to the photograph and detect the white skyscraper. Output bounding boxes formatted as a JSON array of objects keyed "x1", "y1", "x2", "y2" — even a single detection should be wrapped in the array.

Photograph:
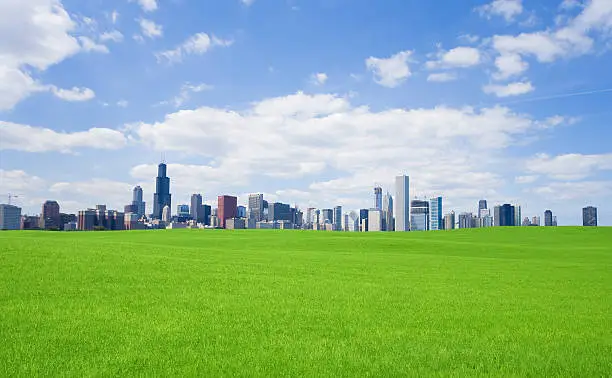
[{"x1": 394, "y1": 175, "x2": 410, "y2": 231}]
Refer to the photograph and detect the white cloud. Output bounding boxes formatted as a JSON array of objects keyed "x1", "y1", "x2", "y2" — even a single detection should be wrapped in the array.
[
  {"x1": 99, "y1": 30, "x2": 124, "y2": 43},
  {"x1": 492, "y1": 53, "x2": 529, "y2": 80},
  {"x1": 138, "y1": 18, "x2": 163, "y2": 39},
  {"x1": 311, "y1": 73, "x2": 328, "y2": 85},
  {"x1": 159, "y1": 82, "x2": 214, "y2": 108},
  {"x1": 156, "y1": 33, "x2": 233, "y2": 64},
  {"x1": 49, "y1": 179, "x2": 137, "y2": 213},
  {"x1": 0, "y1": 121, "x2": 127, "y2": 153},
  {"x1": 526, "y1": 153, "x2": 612, "y2": 180},
  {"x1": 241, "y1": 0, "x2": 255, "y2": 6},
  {"x1": 427, "y1": 72, "x2": 458, "y2": 82},
  {"x1": 365, "y1": 50, "x2": 413, "y2": 88},
  {"x1": 477, "y1": 0, "x2": 524, "y2": 22},
  {"x1": 78, "y1": 36, "x2": 109, "y2": 53},
  {"x1": 426, "y1": 47, "x2": 481, "y2": 69},
  {"x1": 50, "y1": 86, "x2": 95, "y2": 102},
  {"x1": 111, "y1": 10, "x2": 119, "y2": 24},
  {"x1": 483, "y1": 81, "x2": 535, "y2": 97},
  {"x1": 560, "y1": 0, "x2": 582, "y2": 10},
  {"x1": 532, "y1": 181, "x2": 612, "y2": 201},
  {"x1": 117, "y1": 100, "x2": 129, "y2": 108},
  {"x1": 515, "y1": 175, "x2": 539, "y2": 184},
  {"x1": 0, "y1": 169, "x2": 46, "y2": 194},
  {"x1": 133, "y1": 0, "x2": 158, "y2": 12},
  {"x1": 458, "y1": 34, "x2": 481, "y2": 44}
]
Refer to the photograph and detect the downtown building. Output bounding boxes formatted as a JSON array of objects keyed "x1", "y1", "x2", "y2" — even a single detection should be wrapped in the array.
[
  {"x1": 410, "y1": 199, "x2": 429, "y2": 231},
  {"x1": 394, "y1": 175, "x2": 410, "y2": 232},
  {"x1": 40, "y1": 200, "x2": 61, "y2": 230},
  {"x1": 429, "y1": 196, "x2": 443, "y2": 231},
  {"x1": 153, "y1": 163, "x2": 172, "y2": 220},
  {"x1": 583, "y1": 206, "x2": 597, "y2": 226},
  {"x1": 0, "y1": 204, "x2": 21, "y2": 230},
  {"x1": 494, "y1": 204, "x2": 516, "y2": 227},
  {"x1": 218, "y1": 195, "x2": 237, "y2": 229}
]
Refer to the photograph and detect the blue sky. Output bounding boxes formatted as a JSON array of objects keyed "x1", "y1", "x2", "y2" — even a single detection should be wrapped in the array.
[{"x1": 1, "y1": 0, "x2": 611, "y2": 225}]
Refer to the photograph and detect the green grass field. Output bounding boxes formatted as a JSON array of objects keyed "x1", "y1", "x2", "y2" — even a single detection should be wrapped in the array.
[{"x1": 1, "y1": 228, "x2": 611, "y2": 376}]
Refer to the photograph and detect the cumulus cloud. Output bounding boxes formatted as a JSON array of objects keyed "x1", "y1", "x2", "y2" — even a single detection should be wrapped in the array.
[
  {"x1": 365, "y1": 50, "x2": 413, "y2": 88},
  {"x1": 426, "y1": 47, "x2": 481, "y2": 69},
  {"x1": 99, "y1": 30, "x2": 124, "y2": 43},
  {"x1": 158, "y1": 83, "x2": 214, "y2": 108},
  {"x1": 138, "y1": 18, "x2": 163, "y2": 39},
  {"x1": 49, "y1": 86, "x2": 95, "y2": 102},
  {"x1": 427, "y1": 72, "x2": 458, "y2": 82},
  {"x1": 0, "y1": 121, "x2": 127, "y2": 153},
  {"x1": 156, "y1": 33, "x2": 233, "y2": 64},
  {"x1": 133, "y1": 0, "x2": 158, "y2": 12},
  {"x1": 483, "y1": 81, "x2": 535, "y2": 97},
  {"x1": 476, "y1": 0, "x2": 524, "y2": 22},
  {"x1": 526, "y1": 153, "x2": 612, "y2": 180},
  {"x1": 311, "y1": 73, "x2": 328, "y2": 85}
]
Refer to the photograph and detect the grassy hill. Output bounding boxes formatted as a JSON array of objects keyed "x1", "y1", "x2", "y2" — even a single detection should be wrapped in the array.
[{"x1": 1, "y1": 228, "x2": 611, "y2": 376}]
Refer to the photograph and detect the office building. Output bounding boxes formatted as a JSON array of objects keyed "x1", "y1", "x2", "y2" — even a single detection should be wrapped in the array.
[
  {"x1": 359, "y1": 209, "x2": 369, "y2": 232},
  {"x1": 200, "y1": 204, "x2": 211, "y2": 226},
  {"x1": 544, "y1": 210, "x2": 553, "y2": 226},
  {"x1": 321, "y1": 209, "x2": 333, "y2": 224},
  {"x1": 77, "y1": 209, "x2": 96, "y2": 231},
  {"x1": 177, "y1": 204, "x2": 190, "y2": 217},
  {"x1": 478, "y1": 200, "x2": 488, "y2": 213},
  {"x1": 430, "y1": 196, "x2": 443, "y2": 231},
  {"x1": 40, "y1": 200, "x2": 61, "y2": 230},
  {"x1": 395, "y1": 175, "x2": 410, "y2": 231},
  {"x1": 481, "y1": 214, "x2": 493, "y2": 227},
  {"x1": 333, "y1": 206, "x2": 342, "y2": 231},
  {"x1": 162, "y1": 205, "x2": 171, "y2": 223},
  {"x1": 444, "y1": 211, "x2": 455, "y2": 230},
  {"x1": 226, "y1": 218, "x2": 246, "y2": 230},
  {"x1": 410, "y1": 200, "x2": 429, "y2": 231},
  {"x1": 374, "y1": 187, "x2": 382, "y2": 210},
  {"x1": 494, "y1": 204, "x2": 515, "y2": 227},
  {"x1": 237, "y1": 206, "x2": 247, "y2": 218},
  {"x1": 248, "y1": 194, "x2": 264, "y2": 222},
  {"x1": 458, "y1": 213, "x2": 474, "y2": 229},
  {"x1": 21, "y1": 215, "x2": 40, "y2": 230},
  {"x1": 218, "y1": 195, "x2": 237, "y2": 229},
  {"x1": 514, "y1": 205, "x2": 522, "y2": 228},
  {"x1": 190, "y1": 194, "x2": 203, "y2": 222},
  {"x1": 124, "y1": 204, "x2": 137, "y2": 214},
  {"x1": 0, "y1": 204, "x2": 21, "y2": 230},
  {"x1": 368, "y1": 209, "x2": 383, "y2": 232},
  {"x1": 132, "y1": 186, "x2": 145, "y2": 217},
  {"x1": 552, "y1": 216, "x2": 558, "y2": 226},
  {"x1": 532, "y1": 216, "x2": 541, "y2": 226},
  {"x1": 382, "y1": 193, "x2": 393, "y2": 231},
  {"x1": 305, "y1": 208, "x2": 315, "y2": 228},
  {"x1": 522, "y1": 217, "x2": 531, "y2": 227},
  {"x1": 583, "y1": 206, "x2": 597, "y2": 226},
  {"x1": 269, "y1": 202, "x2": 292, "y2": 222},
  {"x1": 153, "y1": 163, "x2": 171, "y2": 219}
]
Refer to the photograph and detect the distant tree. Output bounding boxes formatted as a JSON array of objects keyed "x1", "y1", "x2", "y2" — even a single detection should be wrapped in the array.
[{"x1": 93, "y1": 226, "x2": 107, "y2": 231}]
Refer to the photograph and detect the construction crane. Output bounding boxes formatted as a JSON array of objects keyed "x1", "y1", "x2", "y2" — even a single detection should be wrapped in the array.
[{"x1": 8, "y1": 193, "x2": 19, "y2": 205}]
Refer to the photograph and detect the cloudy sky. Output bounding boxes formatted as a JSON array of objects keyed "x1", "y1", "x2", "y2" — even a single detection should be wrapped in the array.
[{"x1": 1, "y1": 0, "x2": 611, "y2": 225}]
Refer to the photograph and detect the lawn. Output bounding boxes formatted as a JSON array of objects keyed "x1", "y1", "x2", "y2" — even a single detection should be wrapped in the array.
[{"x1": 1, "y1": 227, "x2": 611, "y2": 376}]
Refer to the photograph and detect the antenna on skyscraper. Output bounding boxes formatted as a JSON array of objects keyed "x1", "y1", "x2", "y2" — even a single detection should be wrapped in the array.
[{"x1": 161, "y1": 152, "x2": 166, "y2": 164}]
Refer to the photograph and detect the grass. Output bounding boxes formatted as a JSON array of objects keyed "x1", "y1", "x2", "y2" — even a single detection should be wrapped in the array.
[{"x1": 1, "y1": 227, "x2": 611, "y2": 376}]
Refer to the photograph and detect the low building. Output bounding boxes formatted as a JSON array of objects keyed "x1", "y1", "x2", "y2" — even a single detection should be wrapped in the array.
[
  {"x1": 0, "y1": 204, "x2": 22, "y2": 230},
  {"x1": 166, "y1": 222, "x2": 187, "y2": 229},
  {"x1": 226, "y1": 218, "x2": 246, "y2": 230},
  {"x1": 63, "y1": 222, "x2": 77, "y2": 231},
  {"x1": 21, "y1": 215, "x2": 40, "y2": 230}
]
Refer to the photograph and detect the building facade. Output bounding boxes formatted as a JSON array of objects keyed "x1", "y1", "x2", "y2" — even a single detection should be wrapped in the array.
[
  {"x1": 0, "y1": 204, "x2": 21, "y2": 230},
  {"x1": 218, "y1": 195, "x2": 237, "y2": 229},
  {"x1": 382, "y1": 193, "x2": 393, "y2": 231},
  {"x1": 544, "y1": 210, "x2": 553, "y2": 226},
  {"x1": 359, "y1": 209, "x2": 369, "y2": 232},
  {"x1": 410, "y1": 200, "x2": 429, "y2": 231},
  {"x1": 153, "y1": 163, "x2": 171, "y2": 219},
  {"x1": 132, "y1": 186, "x2": 146, "y2": 218},
  {"x1": 374, "y1": 187, "x2": 382, "y2": 210},
  {"x1": 394, "y1": 175, "x2": 410, "y2": 232},
  {"x1": 458, "y1": 213, "x2": 474, "y2": 229},
  {"x1": 190, "y1": 194, "x2": 203, "y2": 222},
  {"x1": 248, "y1": 194, "x2": 264, "y2": 222},
  {"x1": 583, "y1": 206, "x2": 597, "y2": 226},
  {"x1": 40, "y1": 200, "x2": 61, "y2": 230},
  {"x1": 430, "y1": 196, "x2": 443, "y2": 231},
  {"x1": 333, "y1": 206, "x2": 342, "y2": 231},
  {"x1": 368, "y1": 209, "x2": 383, "y2": 232},
  {"x1": 494, "y1": 204, "x2": 515, "y2": 227},
  {"x1": 444, "y1": 211, "x2": 455, "y2": 230}
]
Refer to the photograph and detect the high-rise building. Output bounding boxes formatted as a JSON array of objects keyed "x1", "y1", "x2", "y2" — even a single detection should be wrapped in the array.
[
  {"x1": 410, "y1": 200, "x2": 429, "y2": 231},
  {"x1": 321, "y1": 209, "x2": 333, "y2": 224},
  {"x1": 368, "y1": 209, "x2": 383, "y2": 232},
  {"x1": 333, "y1": 206, "x2": 342, "y2": 231},
  {"x1": 77, "y1": 209, "x2": 96, "y2": 231},
  {"x1": 248, "y1": 194, "x2": 264, "y2": 222},
  {"x1": 162, "y1": 205, "x2": 171, "y2": 223},
  {"x1": 444, "y1": 211, "x2": 455, "y2": 230},
  {"x1": 40, "y1": 200, "x2": 61, "y2": 230},
  {"x1": 394, "y1": 175, "x2": 410, "y2": 232},
  {"x1": 269, "y1": 202, "x2": 292, "y2": 222},
  {"x1": 237, "y1": 206, "x2": 247, "y2": 218},
  {"x1": 544, "y1": 210, "x2": 553, "y2": 226},
  {"x1": 132, "y1": 186, "x2": 146, "y2": 217},
  {"x1": 0, "y1": 204, "x2": 21, "y2": 230},
  {"x1": 153, "y1": 163, "x2": 171, "y2": 219},
  {"x1": 359, "y1": 209, "x2": 369, "y2": 232},
  {"x1": 532, "y1": 216, "x2": 541, "y2": 226},
  {"x1": 458, "y1": 213, "x2": 474, "y2": 229},
  {"x1": 494, "y1": 204, "x2": 515, "y2": 226},
  {"x1": 374, "y1": 187, "x2": 382, "y2": 210},
  {"x1": 514, "y1": 205, "x2": 522, "y2": 228},
  {"x1": 177, "y1": 204, "x2": 190, "y2": 217},
  {"x1": 478, "y1": 200, "x2": 488, "y2": 213},
  {"x1": 430, "y1": 196, "x2": 443, "y2": 231},
  {"x1": 218, "y1": 195, "x2": 237, "y2": 229},
  {"x1": 21, "y1": 215, "x2": 40, "y2": 230},
  {"x1": 190, "y1": 194, "x2": 203, "y2": 221},
  {"x1": 582, "y1": 206, "x2": 597, "y2": 226},
  {"x1": 552, "y1": 216, "x2": 557, "y2": 226},
  {"x1": 382, "y1": 193, "x2": 393, "y2": 231},
  {"x1": 200, "y1": 204, "x2": 211, "y2": 226}
]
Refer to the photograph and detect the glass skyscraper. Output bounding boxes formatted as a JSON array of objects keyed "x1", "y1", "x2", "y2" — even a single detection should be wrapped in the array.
[
  {"x1": 394, "y1": 175, "x2": 410, "y2": 231},
  {"x1": 410, "y1": 200, "x2": 429, "y2": 231},
  {"x1": 429, "y1": 196, "x2": 443, "y2": 230},
  {"x1": 153, "y1": 163, "x2": 171, "y2": 219}
]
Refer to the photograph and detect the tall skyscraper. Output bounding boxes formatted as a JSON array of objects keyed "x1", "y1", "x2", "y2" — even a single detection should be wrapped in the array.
[
  {"x1": 410, "y1": 200, "x2": 429, "y2": 231},
  {"x1": 333, "y1": 206, "x2": 342, "y2": 231},
  {"x1": 132, "y1": 186, "x2": 145, "y2": 217},
  {"x1": 514, "y1": 205, "x2": 522, "y2": 228},
  {"x1": 40, "y1": 200, "x2": 61, "y2": 230},
  {"x1": 153, "y1": 163, "x2": 171, "y2": 219},
  {"x1": 544, "y1": 210, "x2": 553, "y2": 226},
  {"x1": 458, "y1": 213, "x2": 474, "y2": 229},
  {"x1": 444, "y1": 211, "x2": 455, "y2": 230},
  {"x1": 374, "y1": 187, "x2": 382, "y2": 210},
  {"x1": 367, "y1": 209, "x2": 383, "y2": 232},
  {"x1": 248, "y1": 194, "x2": 264, "y2": 222},
  {"x1": 359, "y1": 209, "x2": 369, "y2": 232},
  {"x1": 382, "y1": 193, "x2": 393, "y2": 231},
  {"x1": 177, "y1": 204, "x2": 190, "y2": 217},
  {"x1": 0, "y1": 204, "x2": 21, "y2": 230},
  {"x1": 394, "y1": 175, "x2": 410, "y2": 232},
  {"x1": 494, "y1": 204, "x2": 515, "y2": 226},
  {"x1": 582, "y1": 206, "x2": 597, "y2": 226},
  {"x1": 321, "y1": 209, "x2": 334, "y2": 224},
  {"x1": 430, "y1": 196, "x2": 443, "y2": 231},
  {"x1": 218, "y1": 195, "x2": 237, "y2": 229},
  {"x1": 190, "y1": 194, "x2": 203, "y2": 221},
  {"x1": 478, "y1": 200, "x2": 488, "y2": 213}
]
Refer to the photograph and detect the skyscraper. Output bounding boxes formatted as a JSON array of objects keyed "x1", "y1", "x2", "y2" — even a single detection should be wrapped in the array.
[
  {"x1": 410, "y1": 200, "x2": 429, "y2": 231},
  {"x1": 544, "y1": 210, "x2": 553, "y2": 226},
  {"x1": 514, "y1": 205, "x2": 522, "y2": 228},
  {"x1": 218, "y1": 195, "x2": 237, "y2": 229},
  {"x1": 162, "y1": 205, "x2": 171, "y2": 223},
  {"x1": 368, "y1": 209, "x2": 383, "y2": 232},
  {"x1": 333, "y1": 206, "x2": 342, "y2": 231},
  {"x1": 177, "y1": 204, "x2": 190, "y2": 217},
  {"x1": 0, "y1": 204, "x2": 21, "y2": 230},
  {"x1": 132, "y1": 186, "x2": 145, "y2": 217},
  {"x1": 382, "y1": 193, "x2": 393, "y2": 231},
  {"x1": 153, "y1": 163, "x2": 171, "y2": 219},
  {"x1": 359, "y1": 209, "x2": 369, "y2": 232},
  {"x1": 40, "y1": 200, "x2": 61, "y2": 230},
  {"x1": 494, "y1": 204, "x2": 515, "y2": 226},
  {"x1": 248, "y1": 194, "x2": 264, "y2": 222},
  {"x1": 321, "y1": 209, "x2": 334, "y2": 224},
  {"x1": 582, "y1": 206, "x2": 597, "y2": 226},
  {"x1": 444, "y1": 211, "x2": 455, "y2": 230},
  {"x1": 190, "y1": 194, "x2": 203, "y2": 221},
  {"x1": 458, "y1": 213, "x2": 474, "y2": 229},
  {"x1": 394, "y1": 175, "x2": 410, "y2": 232},
  {"x1": 374, "y1": 187, "x2": 382, "y2": 210},
  {"x1": 478, "y1": 200, "x2": 488, "y2": 213},
  {"x1": 430, "y1": 196, "x2": 443, "y2": 231}
]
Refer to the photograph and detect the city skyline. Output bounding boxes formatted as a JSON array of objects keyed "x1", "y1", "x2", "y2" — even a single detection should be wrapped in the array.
[{"x1": 1, "y1": 0, "x2": 611, "y2": 226}]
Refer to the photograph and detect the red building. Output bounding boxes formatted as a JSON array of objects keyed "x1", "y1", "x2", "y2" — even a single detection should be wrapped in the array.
[{"x1": 218, "y1": 195, "x2": 237, "y2": 229}]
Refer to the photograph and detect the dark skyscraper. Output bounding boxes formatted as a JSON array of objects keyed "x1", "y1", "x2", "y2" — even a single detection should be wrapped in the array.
[
  {"x1": 374, "y1": 187, "x2": 382, "y2": 210},
  {"x1": 359, "y1": 209, "x2": 369, "y2": 231},
  {"x1": 478, "y1": 200, "x2": 488, "y2": 212},
  {"x1": 544, "y1": 210, "x2": 553, "y2": 226},
  {"x1": 191, "y1": 194, "x2": 203, "y2": 221},
  {"x1": 218, "y1": 195, "x2": 237, "y2": 229},
  {"x1": 132, "y1": 186, "x2": 145, "y2": 217},
  {"x1": 582, "y1": 206, "x2": 597, "y2": 226},
  {"x1": 153, "y1": 163, "x2": 171, "y2": 219},
  {"x1": 494, "y1": 204, "x2": 515, "y2": 226},
  {"x1": 40, "y1": 200, "x2": 61, "y2": 230}
]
